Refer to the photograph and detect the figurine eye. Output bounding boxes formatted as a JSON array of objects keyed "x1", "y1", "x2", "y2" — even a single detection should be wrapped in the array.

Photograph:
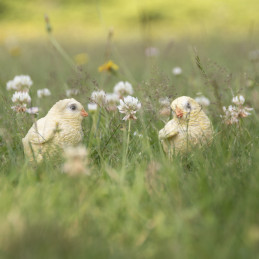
[
  {"x1": 186, "y1": 102, "x2": 191, "y2": 109},
  {"x1": 70, "y1": 104, "x2": 77, "y2": 111}
]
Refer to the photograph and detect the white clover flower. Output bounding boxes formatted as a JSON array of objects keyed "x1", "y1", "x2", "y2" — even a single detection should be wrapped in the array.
[
  {"x1": 117, "y1": 95, "x2": 141, "y2": 120},
  {"x1": 88, "y1": 103, "x2": 98, "y2": 112},
  {"x1": 159, "y1": 97, "x2": 171, "y2": 116},
  {"x1": 172, "y1": 67, "x2": 182, "y2": 76},
  {"x1": 145, "y1": 47, "x2": 159, "y2": 57},
  {"x1": 91, "y1": 90, "x2": 106, "y2": 106},
  {"x1": 26, "y1": 107, "x2": 39, "y2": 115},
  {"x1": 232, "y1": 95, "x2": 245, "y2": 106},
  {"x1": 63, "y1": 145, "x2": 90, "y2": 176},
  {"x1": 6, "y1": 80, "x2": 16, "y2": 91},
  {"x1": 66, "y1": 89, "x2": 79, "y2": 97},
  {"x1": 106, "y1": 93, "x2": 120, "y2": 112},
  {"x1": 106, "y1": 93, "x2": 119, "y2": 104},
  {"x1": 221, "y1": 100, "x2": 253, "y2": 125},
  {"x1": 114, "y1": 81, "x2": 133, "y2": 97},
  {"x1": 13, "y1": 75, "x2": 33, "y2": 91},
  {"x1": 159, "y1": 97, "x2": 171, "y2": 107},
  {"x1": 221, "y1": 105, "x2": 239, "y2": 124},
  {"x1": 37, "y1": 88, "x2": 51, "y2": 98},
  {"x1": 12, "y1": 91, "x2": 31, "y2": 104},
  {"x1": 239, "y1": 107, "x2": 254, "y2": 117},
  {"x1": 195, "y1": 96, "x2": 210, "y2": 107},
  {"x1": 11, "y1": 104, "x2": 27, "y2": 113},
  {"x1": 64, "y1": 145, "x2": 88, "y2": 160}
]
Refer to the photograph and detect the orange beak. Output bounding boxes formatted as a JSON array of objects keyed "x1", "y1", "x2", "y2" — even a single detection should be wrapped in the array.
[
  {"x1": 175, "y1": 106, "x2": 183, "y2": 118},
  {"x1": 81, "y1": 109, "x2": 88, "y2": 117}
]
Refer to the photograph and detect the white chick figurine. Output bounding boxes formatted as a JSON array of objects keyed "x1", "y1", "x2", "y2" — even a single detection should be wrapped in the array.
[
  {"x1": 159, "y1": 96, "x2": 213, "y2": 155},
  {"x1": 22, "y1": 98, "x2": 88, "y2": 162}
]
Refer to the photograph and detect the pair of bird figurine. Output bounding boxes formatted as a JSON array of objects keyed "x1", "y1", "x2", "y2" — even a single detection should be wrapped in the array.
[{"x1": 22, "y1": 96, "x2": 213, "y2": 162}]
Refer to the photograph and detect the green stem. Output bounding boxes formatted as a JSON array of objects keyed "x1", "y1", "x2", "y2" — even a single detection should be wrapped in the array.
[
  {"x1": 49, "y1": 36, "x2": 76, "y2": 71},
  {"x1": 126, "y1": 119, "x2": 131, "y2": 157}
]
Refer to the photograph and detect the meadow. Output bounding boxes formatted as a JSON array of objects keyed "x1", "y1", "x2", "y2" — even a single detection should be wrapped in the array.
[{"x1": 0, "y1": 1, "x2": 259, "y2": 258}]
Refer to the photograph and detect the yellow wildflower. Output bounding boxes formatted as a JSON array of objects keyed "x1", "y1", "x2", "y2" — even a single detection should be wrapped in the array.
[
  {"x1": 74, "y1": 53, "x2": 88, "y2": 66},
  {"x1": 8, "y1": 47, "x2": 21, "y2": 57},
  {"x1": 5, "y1": 36, "x2": 21, "y2": 57},
  {"x1": 98, "y1": 60, "x2": 119, "y2": 72}
]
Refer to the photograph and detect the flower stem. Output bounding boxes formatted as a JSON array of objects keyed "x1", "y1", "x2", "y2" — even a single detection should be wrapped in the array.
[
  {"x1": 125, "y1": 119, "x2": 131, "y2": 157},
  {"x1": 49, "y1": 35, "x2": 76, "y2": 71}
]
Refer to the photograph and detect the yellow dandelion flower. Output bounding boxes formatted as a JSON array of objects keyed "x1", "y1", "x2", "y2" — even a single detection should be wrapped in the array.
[
  {"x1": 98, "y1": 60, "x2": 119, "y2": 72},
  {"x1": 74, "y1": 53, "x2": 88, "y2": 66}
]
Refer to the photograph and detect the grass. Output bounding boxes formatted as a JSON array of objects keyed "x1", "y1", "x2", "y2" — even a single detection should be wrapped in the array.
[{"x1": 0, "y1": 33, "x2": 259, "y2": 258}]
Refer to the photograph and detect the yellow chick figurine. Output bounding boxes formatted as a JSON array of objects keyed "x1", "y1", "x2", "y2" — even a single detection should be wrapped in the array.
[
  {"x1": 159, "y1": 96, "x2": 213, "y2": 155},
  {"x1": 22, "y1": 98, "x2": 88, "y2": 162}
]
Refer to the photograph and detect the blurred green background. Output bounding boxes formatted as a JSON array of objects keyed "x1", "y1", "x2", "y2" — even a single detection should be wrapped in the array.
[{"x1": 1, "y1": 0, "x2": 259, "y2": 43}]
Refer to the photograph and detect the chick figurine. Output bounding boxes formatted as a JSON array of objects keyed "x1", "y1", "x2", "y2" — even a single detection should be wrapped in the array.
[
  {"x1": 22, "y1": 98, "x2": 88, "y2": 162},
  {"x1": 159, "y1": 96, "x2": 213, "y2": 155}
]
